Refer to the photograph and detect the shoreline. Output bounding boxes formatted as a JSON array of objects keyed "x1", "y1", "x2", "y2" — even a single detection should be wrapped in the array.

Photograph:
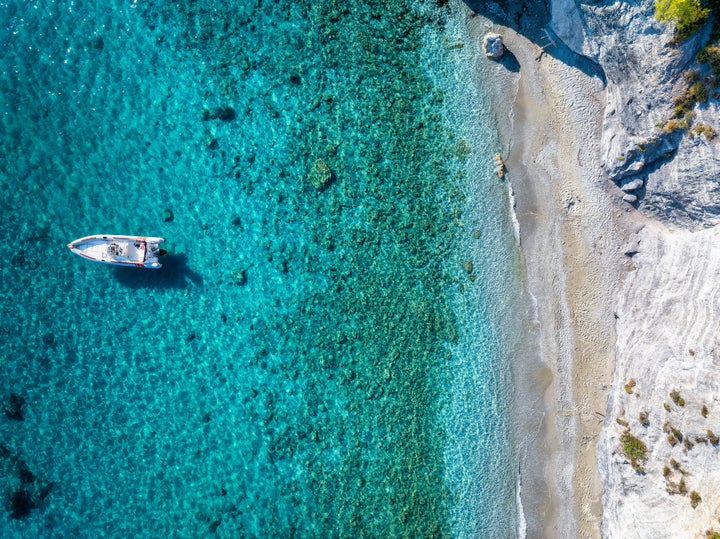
[
  {"x1": 504, "y1": 32, "x2": 620, "y2": 537},
  {"x1": 463, "y1": 6, "x2": 631, "y2": 536}
]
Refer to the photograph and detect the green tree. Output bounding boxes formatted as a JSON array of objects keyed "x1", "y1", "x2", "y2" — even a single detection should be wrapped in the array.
[{"x1": 655, "y1": 0, "x2": 710, "y2": 37}]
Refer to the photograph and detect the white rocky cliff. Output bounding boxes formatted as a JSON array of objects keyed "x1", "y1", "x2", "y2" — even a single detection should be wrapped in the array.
[
  {"x1": 598, "y1": 224, "x2": 720, "y2": 537},
  {"x1": 552, "y1": 0, "x2": 720, "y2": 229},
  {"x1": 549, "y1": 0, "x2": 720, "y2": 537}
]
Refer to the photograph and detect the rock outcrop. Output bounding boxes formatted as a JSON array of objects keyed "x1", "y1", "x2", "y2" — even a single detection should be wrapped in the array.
[
  {"x1": 483, "y1": 33, "x2": 505, "y2": 58},
  {"x1": 307, "y1": 158, "x2": 334, "y2": 190},
  {"x1": 597, "y1": 224, "x2": 720, "y2": 537},
  {"x1": 551, "y1": 0, "x2": 718, "y2": 229}
]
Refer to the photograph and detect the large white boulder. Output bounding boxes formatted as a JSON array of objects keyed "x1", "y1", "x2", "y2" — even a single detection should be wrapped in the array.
[{"x1": 483, "y1": 33, "x2": 504, "y2": 58}]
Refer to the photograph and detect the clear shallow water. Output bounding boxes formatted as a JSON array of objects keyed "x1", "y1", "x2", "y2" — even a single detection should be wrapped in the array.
[{"x1": 0, "y1": 1, "x2": 524, "y2": 537}]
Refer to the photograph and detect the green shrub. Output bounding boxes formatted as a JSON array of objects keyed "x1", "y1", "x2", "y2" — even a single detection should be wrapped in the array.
[
  {"x1": 686, "y1": 70, "x2": 701, "y2": 83},
  {"x1": 621, "y1": 432, "x2": 648, "y2": 470},
  {"x1": 673, "y1": 89, "x2": 698, "y2": 119},
  {"x1": 690, "y1": 81, "x2": 709, "y2": 103},
  {"x1": 663, "y1": 118, "x2": 689, "y2": 133},
  {"x1": 639, "y1": 411, "x2": 650, "y2": 427},
  {"x1": 655, "y1": 0, "x2": 710, "y2": 38},
  {"x1": 679, "y1": 477, "x2": 688, "y2": 494},
  {"x1": 690, "y1": 490, "x2": 702, "y2": 508},
  {"x1": 698, "y1": 44, "x2": 720, "y2": 77},
  {"x1": 702, "y1": 404, "x2": 709, "y2": 417},
  {"x1": 691, "y1": 123, "x2": 718, "y2": 140},
  {"x1": 670, "y1": 389, "x2": 685, "y2": 406},
  {"x1": 708, "y1": 429, "x2": 719, "y2": 445}
]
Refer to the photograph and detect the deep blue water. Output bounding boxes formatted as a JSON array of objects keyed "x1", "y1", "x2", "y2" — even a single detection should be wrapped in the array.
[{"x1": 0, "y1": 1, "x2": 525, "y2": 537}]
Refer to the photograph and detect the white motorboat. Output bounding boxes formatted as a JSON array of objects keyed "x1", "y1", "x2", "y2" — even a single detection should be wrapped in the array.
[{"x1": 67, "y1": 235, "x2": 166, "y2": 269}]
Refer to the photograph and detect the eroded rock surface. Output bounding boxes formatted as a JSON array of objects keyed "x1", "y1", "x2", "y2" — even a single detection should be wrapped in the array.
[{"x1": 552, "y1": 0, "x2": 718, "y2": 229}]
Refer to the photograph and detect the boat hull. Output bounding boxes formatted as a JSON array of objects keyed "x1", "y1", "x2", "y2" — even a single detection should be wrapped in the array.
[{"x1": 67, "y1": 235, "x2": 165, "y2": 269}]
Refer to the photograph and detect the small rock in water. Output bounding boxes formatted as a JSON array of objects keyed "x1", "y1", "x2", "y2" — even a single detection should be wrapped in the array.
[
  {"x1": 472, "y1": 229, "x2": 481, "y2": 239},
  {"x1": 483, "y1": 33, "x2": 504, "y2": 58},
  {"x1": 10, "y1": 490, "x2": 35, "y2": 520},
  {"x1": 493, "y1": 153, "x2": 506, "y2": 178},
  {"x1": 202, "y1": 106, "x2": 236, "y2": 121},
  {"x1": 215, "y1": 106, "x2": 235, "y2": 121},
  {"x1": 3, "y1": 393, "x2": 25, "y2": 421},
  {"x1": 307, "y1": 158, "x2": 334, "y2": 190},
  {"x1": 163, "y1": 208, "x2": 174, "y2": 222},
  {"x1": 10, "y1": 252, "x2": 39, "y2": 270},
  {"x1": 18, "y1": 466, "x2": 35, "y2": 484},
  {"x1": 231, "y1": 268, "x2": 248, "y2": 285},
  {"x1": 462, "y1": 260, "x2": 474, "y2": 274},
  {"x1": 231, "y1": 215, "x2": 241, "y2": 226}
]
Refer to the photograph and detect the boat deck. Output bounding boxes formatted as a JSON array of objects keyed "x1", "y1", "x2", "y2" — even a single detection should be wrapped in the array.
[{"x1": 68, "y1": 235, "x2": 164, "y2": 268}]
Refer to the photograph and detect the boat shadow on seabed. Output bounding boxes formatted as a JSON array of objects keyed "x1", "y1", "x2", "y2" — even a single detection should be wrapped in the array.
[{"x1": 112, "y1": 252, "x2": 203, "y2": 289}]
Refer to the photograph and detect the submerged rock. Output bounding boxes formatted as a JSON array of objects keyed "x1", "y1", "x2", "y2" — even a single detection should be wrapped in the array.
[
  {"x1": 202, "y1": 106, "x2": 236, "y2": 122},
  {"x1": 307, "y1": 158, "x2": 334, "y2": 190},
  {"x1": 163, "y1": 208, "x2": 174, "y2": 222},
  {"x1": 231, "y1": 268, "x2": 248, "y2": 286},
  {"x1": 10, "y1": 490, "x2": 35, "y2": 520},
  {"x1": 3, "y1": 393, "x2": 25, "y2": 421},
  {"x1": 215, "y1": 106, "x2": 236, "y2": 121},
  {"x1": 0, "y1": 445, "x2": 53, "y2": 520},
  {"x1": 483, "y1": 33, "x2": 504, "y2": 58},
  {"x1": 90, "y1": 36, "x2": 104, "y2": 50},
  {"x1": 10, "y1": 252, "x2": 39, "y2": 271}
]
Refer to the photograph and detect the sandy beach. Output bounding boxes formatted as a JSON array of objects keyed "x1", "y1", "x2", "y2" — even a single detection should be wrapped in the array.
[
  {"x1": 502, "y1": 32, "x2": 626, "y2": 538},
  {"x1": 464, "y1": 5, "x2": 632, "y2": 536}
]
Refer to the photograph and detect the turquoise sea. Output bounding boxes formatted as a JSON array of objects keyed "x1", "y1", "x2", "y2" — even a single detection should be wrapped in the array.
[{"x1": 0, "y1": 1, "x2": 527, "y2": 537}]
